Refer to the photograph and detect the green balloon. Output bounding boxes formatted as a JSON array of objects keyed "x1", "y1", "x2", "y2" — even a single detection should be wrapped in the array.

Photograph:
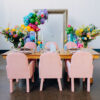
[
  {"x1": 38, "y1": 21, "x2": 41, "y2": 25},
  {"x1": 32, "y1": 13, "x2": 37, "y2": 18},
  {"x1": 30, "y1": 18, "x2": 35, "y2": 24},
  {"x1": 67, "y1": 31, "x2": 70, "y2": 34}
]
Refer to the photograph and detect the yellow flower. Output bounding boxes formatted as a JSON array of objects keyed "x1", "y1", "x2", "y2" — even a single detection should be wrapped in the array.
[
  {"x1": 23, "y1": 32, "x2": 27, "y2": 35},
  {"x1": 75, "y1": 30, "x2": 82, "y2": 36},
  {"x1": 80, "y1": 29, "x2": 83, "y2": 33},
  {"x1": 5, "y1": 28, "x2": 9, "y2": 31},
  {"x1": 64, "y1": 40, "x2": 67, "y2": 43},
  {"x1": 21, "y1": 24, "x2": 25, "y2": 28},
  {"x1": 89, "y1": 37, "x2": 92, "y2": 39},
  {"x1": 38, "y1": 41, "x2": 41, "y2": 45},
  {"x1": 88, "y1": 28, "x2": 90, "y2": 31},
  {"x1": 87, "y1": 35, "x2": 90, "y2": 38},
  {"x1": 19, "y1": 38, "x2": 22, "y2": 41},
  {"x1": 84, "y1": 37, "x2": 87, "y2": 40},
  {"x1": 12, "y1": 28, "x2": 16, "y2": 32},
  {"x1": 76, "y1": 30, "x2": 79, "y2": 34}
]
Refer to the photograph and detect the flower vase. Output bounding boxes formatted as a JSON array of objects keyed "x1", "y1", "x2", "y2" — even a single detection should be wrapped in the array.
[
  {"x1": 14, "y1": 43, "x2": 18, "y2": 48},
  {"x1": 83, "y1": 42, "x2": 88, "y2": 48},
  {"x1": 13, "y1": 43, "x2": 18, "y2": 48}
]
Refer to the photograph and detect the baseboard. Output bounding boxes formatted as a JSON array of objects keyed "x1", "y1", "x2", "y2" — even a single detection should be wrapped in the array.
[
  {"x1": 93, "y1": 49, "x2": 100, "y2": 52},
  {"x1": 0, "y1": 50, "x2": 9, "y2": 54}
]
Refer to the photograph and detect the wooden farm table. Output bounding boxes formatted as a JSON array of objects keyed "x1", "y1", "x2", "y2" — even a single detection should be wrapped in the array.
[
  {"x1": 1, "y1": 48, "x2": 100, "y2": 60},
  {"x1": 1, "y1": 48, "x2": 100, "y2": 84}
]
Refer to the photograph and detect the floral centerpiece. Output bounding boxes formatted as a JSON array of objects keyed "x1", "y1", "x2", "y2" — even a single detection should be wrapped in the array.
[
  {"x1": 1, "y1": 26, "x2": 27, "y2": 48},
  {"x1": 75, "y1": 24, "x2": 100, "y2": 48}
]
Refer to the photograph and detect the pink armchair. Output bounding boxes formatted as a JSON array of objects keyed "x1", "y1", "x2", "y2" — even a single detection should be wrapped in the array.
[
  {"x1": 24, "y1": 42, "x2": 36, "y2": 50},
  {"x1": 45, "y1": 42, "x2": 58, "y2": 50},
  {"x1": 6, "y1": 52, "x2": 35, "y2": 93},
  {"x1": 66, "y1": 51, "x2": 93, "y2": 92},
  {"x1": 24, "y1": 41, "x2": 37, "y2": 66},
  {"x1": 65, "y1": 42, "x2": 77, "y2": 49},
  {"x1": 65, "y1": 42, "x2": 77, "y2": 81},
  {"x1": 39, "y1": 52, "x2": 62, "y2": 91}
]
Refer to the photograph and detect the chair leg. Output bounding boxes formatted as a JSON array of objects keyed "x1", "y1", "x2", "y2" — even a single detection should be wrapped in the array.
[
  {"x1": 67, "y1": 77, "x2": 70, "y2": 82},
  {"x1": 87, "y1": 78, "x2": 90, "y2": 92},
  {"x1": 71, "y1": 78, "x2": 74, "y2": 92},
  {"x1": 65, "y1": 60, "x2": 70, "y2": 82},
  {"x1": 32, "y1": 74, "x2": 34, "y2": 83},
  {"x1": 16, "y1": 79, "x2": 19, "y2": 83},
  {"x1": 26, "y1": 79, "x2": 30, "y2": 93},
  {"x1": 40, "y1": 78, "x2": 44, "y2": 91},
  {"x1": 83, "y1": 78, "x2": 85, "y2": 82},
  {"x1": 10, "y1": 79, "x2": 13, "y2": 93},
  {"x1": 57, "y1": 78, "x2": 62, "y2": 91}
]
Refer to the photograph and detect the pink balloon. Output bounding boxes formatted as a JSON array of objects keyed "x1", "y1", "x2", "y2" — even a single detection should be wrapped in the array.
[
  {"x1": 29, "y1": 23, "x2": 32, "y2": 27},
  {"x1": 35, "y1": 22, "x2": 38, "y2": 25},
  {"x1": 67, "y1": 24, "x2": 71, "y2": 27}
]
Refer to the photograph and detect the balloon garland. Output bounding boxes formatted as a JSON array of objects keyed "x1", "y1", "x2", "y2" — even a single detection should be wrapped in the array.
[{"x1": 23, "y1": 9, "x2": 48, "y2": 47}]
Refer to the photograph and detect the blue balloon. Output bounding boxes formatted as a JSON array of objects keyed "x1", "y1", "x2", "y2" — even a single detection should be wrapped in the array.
[
  {"x1": 26, "y1": 38, "x2": 31, "y2": 43},
  {"x1": 43, "y1": 9, "x2": 48, "y2": 14},
  {"x1": 37, "y1": 12, "x2": 41, "y2": 16},
  {"x1": 40, "y1": 18, "x2": 45, "y2": 24},
  {"x1": 28, "y1": 13, "x2": 33, "y2": 18}
]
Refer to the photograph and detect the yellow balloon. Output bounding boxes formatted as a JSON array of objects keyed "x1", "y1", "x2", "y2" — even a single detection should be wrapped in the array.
[
  {"x1": 26, "y1": 26, "x2": 31, "y2": 31},
  {"x1": 30, "y1": 28, "x2": 35, "y2": 31}
]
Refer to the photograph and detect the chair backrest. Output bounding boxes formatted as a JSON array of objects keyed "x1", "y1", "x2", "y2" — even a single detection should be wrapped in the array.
[
  {"x1": 45, "y1": 42, "x2": 58, "y2": 50},
  {"x1": 70, "y1": 51, "x2": 93, "y2": 78},
  {"x1": 65, "y1": 42, "x2": 77, "y2": 49},
  {"x1": 39, "y1": 52, "x2": 62, "y2": 78},
  {"x1": 6, "y1": 52, "x2": 30, "y2": 79},
  {"x1": 24, "y1": 42, "x2": 36, "y2": 49}
]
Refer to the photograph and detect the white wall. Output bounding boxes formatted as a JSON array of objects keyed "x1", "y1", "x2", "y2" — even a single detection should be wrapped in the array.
[{"x1": 0, "y1": 0, "x2": 100, "y2": 49}]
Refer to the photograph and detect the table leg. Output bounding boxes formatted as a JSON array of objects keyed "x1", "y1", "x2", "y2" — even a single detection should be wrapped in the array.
[
  {"x1": 90, "y1": 78, "x2": 93, "y2": 84},
  {"x1": 65, "y1": 59, "x2": 71, "y2": 82}
]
